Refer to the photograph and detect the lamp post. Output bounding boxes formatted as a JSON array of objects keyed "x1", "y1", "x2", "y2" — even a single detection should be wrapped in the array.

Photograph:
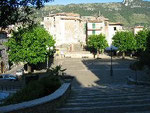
[
  {"x1": 106, "y1": 45, "x2": 118, "y2": 76},
  {"x1": 110, "y1": 47, "x2": 113, "y2": 76}
]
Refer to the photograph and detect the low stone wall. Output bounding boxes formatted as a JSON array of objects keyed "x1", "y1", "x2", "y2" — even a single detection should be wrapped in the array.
[{"x1": 0, "y1": 83, "x2": 71, "y2": 113}]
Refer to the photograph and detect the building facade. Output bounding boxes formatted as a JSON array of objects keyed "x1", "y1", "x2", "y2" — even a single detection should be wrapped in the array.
[
  {"x1": 43, "y1": 13, "x2": 86, "y2": 49},
  {"x1": 133, "y1": 26, "x2": 144, "y2": 35},
  {"x1": 42, "y1": 13, "x2": 123, "y2": 51},
  {"x1": 108, "y1": 23, "x2": 123, "y2": 46},
  {"x1": 85, "y1": 16, "x2": 123, "y2": 46}
]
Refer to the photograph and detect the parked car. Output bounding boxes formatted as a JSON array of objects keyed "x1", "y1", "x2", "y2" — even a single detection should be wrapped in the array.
[{"x1": 0, "y1": 74, "x2": 18, "y2": 81}]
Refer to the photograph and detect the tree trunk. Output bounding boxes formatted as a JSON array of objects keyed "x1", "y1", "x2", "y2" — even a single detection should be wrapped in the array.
[
  {"x1": 93, "y1": 53, "x2": 96, "y2": 58},
  {"x1": 97, "y1": 50, "x2": 100, "y2": 58},
  {"x1": 130, "y1": 51, "x2": 134, "y2": 58},
  {"x1": 101, "y1": 49, "x2": 104, "y2": 54},
  {"x1": 27, "y1": 64, "x2": 32, "y2": 73},
  {"x1": 122, "y1": 52, "x2": 125, "y2": 59},
  {"x1": 130, "y1": 53, "x2": 132, "y2": 58}
]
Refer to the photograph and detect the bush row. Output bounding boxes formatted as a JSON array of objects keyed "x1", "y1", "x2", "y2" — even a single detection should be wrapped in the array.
[{"x1": 3, "y1": 75, "x2": 61, "y2": 105}]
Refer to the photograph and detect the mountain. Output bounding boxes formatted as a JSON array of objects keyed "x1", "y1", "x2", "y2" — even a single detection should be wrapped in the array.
[{"x1": 35, "y1": 0, "x2": 150, "y2": 28}]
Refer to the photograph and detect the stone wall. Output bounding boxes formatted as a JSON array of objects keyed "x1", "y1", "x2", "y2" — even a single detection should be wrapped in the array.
[{"x1": 0, "y1": 83, "x2": 71, "y2": 113}]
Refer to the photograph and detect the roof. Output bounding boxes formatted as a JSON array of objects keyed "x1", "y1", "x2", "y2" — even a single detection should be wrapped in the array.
[
  {"x1": 49, "y1": 13, "x2": 80, "y2": 17},
  {"x1": 109, "y1": 22, "x2": 123, "y2": 26},
  {"x1": 97, "y1": 16, "x2": 109, "y2": 21},
  {"x1": 82, "y1": 16, "x2": 109, "y2": 22},
  {"x1": 134, "y1": 26, "x2": 144, "y2": 28},
  {"x1": 61, "y1": 17, "x2": 81, "y2": 21},
  {"x1": 88, "y1": 20, "x2": 103, "y2": 23}
]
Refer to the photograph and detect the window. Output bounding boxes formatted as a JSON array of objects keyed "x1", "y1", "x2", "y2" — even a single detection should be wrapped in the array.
[
  {"x1": 92, "y1": 30, "x2": 95, "y2": 35},
  {"x1": 92, "y1": 23, "x2": 96, "y2": 29},
  {"x1": 114, "y1": 27, "x2": 117, "y2": 31},
  {"x1": 105, "y1": 22, "x2": 108, "y2": 26}
]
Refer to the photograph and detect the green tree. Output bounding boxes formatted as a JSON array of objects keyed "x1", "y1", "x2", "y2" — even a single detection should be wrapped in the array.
[
  {"x1": 139, "y1": 31, "x2": 150, "y2": 68},
  {"x1": 87, "y1": 34, "x2": 108, "y2": 58},
  {"x1": 135, "y1": 29, "x2": 149, "y2": 52},
  {"x1": 112, "y1": 31, "x2": 136, "y2": 58},
  {"x1": 5, "y1": 25, "x2": 55, "y2": 72},
  {"x1": 0, "y1": 0, "x2": 53, "y2": 28}
]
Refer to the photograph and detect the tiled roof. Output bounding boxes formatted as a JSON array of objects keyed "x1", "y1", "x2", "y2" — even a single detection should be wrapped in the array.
[
  {"x1": 134, "y1": 26, "x2": 144, "y2": 28},
  {"x1": 61, "y1": 17, "x2": 81, "y2": 21},
  {"x1": 109, "y1": 22, "x2": 123, "y2": 26},
  {"x1": 49, "y1": 13, "x2": 80, "y2": 17}
]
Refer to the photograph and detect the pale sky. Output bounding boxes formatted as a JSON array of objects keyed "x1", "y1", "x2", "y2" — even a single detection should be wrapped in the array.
[{"x1": 46, "y1": 0, "x2": 150, "y2": 5}]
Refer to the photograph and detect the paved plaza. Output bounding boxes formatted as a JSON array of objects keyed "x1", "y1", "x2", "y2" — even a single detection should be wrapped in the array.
[{"x1": 54, "y1": 58, "x2": 146, "y2": 88}]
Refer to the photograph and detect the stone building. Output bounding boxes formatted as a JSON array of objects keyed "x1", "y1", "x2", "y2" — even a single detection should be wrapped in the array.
[
  {"x1": 42, "y1": 13, "x2": 123, "y2": 52},
  {"x1": 42, "y1": 13, "x2": 86, "y2": 52}
]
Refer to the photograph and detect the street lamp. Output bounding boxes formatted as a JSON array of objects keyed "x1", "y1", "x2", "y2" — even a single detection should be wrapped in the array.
[
  {"x1": 110, "y1": 47, "x2": 113, "y2": 76},
  {"x1": 106, "y1": 45, "x2": 118, "y2": 76}
]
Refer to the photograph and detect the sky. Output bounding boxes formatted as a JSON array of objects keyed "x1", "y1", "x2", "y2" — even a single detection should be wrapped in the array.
[
  {"x1": 46, "y1": 0, "x2": 150, "y2": 5},
  {"x1": 46, "y1": 0, "x2": 123, "y2": 5}
]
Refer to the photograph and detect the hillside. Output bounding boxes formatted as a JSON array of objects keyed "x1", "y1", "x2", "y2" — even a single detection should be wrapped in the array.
[{"x1": 35, "y1": 0, "x2": 150, "y2": 28}]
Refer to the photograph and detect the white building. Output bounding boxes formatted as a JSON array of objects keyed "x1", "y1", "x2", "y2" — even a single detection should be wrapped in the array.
[
  {"x1": 43, "y1": 13, "x2": 86, "y2": 48},
  {"x1": 43, "y1": 13, "x2": 123, "y2": 51},
  {"x1": 85, "y1": 16, "x2": 123, "y2": 46},
  {"x1": 133, "y1": 26, "x2": 144, "y2": 35},
  {"x1": 108, "y1": 23, "x2": 123, "y2": 46}
]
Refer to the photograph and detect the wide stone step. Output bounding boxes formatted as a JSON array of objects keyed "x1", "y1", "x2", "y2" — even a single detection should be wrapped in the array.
[
  {"x1": 65, "y1": 52, "x2": 93, "y2": 58},
  {"x1": 57, "y1": 103, "x2": 150, "y2": 113},
  {"x1": 70, "y1": 90, "x2": 150, "y2": 97},
  {"x1": 126, "y1": 111, "x2": 150, "y2": 113},
  {"x1": 67, "y1": 94, "x2": 150, "y2": 103},
  {"x1": 64, "y1": 99, "x2": 150, "y2": 108},
  {"x1": 71, "y1": 87, "x2": 150, "y2": 95},
  {"x1": 72, "y1": 85, "x2": 150, "y2": 91},
  {"x1": 69, "y1": 92, "x2": 150, "y2": 99}
]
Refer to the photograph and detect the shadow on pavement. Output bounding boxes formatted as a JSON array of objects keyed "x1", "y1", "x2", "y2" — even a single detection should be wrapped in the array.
[{"x1": 81, "y1": 58, "x2": 136, "y2": 86}]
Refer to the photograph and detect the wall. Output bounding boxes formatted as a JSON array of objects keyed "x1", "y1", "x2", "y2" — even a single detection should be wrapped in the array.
[
  {"x1": 108, "y1": 25, "x2": 123, "y2": 46},
  {"x1": 43, "y1": 16, "x2": 86, "y2": 47},
  {"x1": 134, "y1": 27, "x2": 144, "y2": 35},
  {"x1": 0, "y1": 83, "x2": 71, "y2": 113}
]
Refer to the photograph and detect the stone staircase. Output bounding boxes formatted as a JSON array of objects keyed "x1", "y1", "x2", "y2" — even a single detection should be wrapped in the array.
[
  {"x1": 65, "y1": 51, "x2": 94, "y2": 58},
  {"x1": 55, "y1": 85, "x2": 150, "y2": 113}
]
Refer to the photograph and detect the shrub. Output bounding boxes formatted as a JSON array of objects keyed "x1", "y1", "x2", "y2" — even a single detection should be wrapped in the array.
[
  {"x1": 39, "y1": 76, "x2": 61, "y2": 95},
  {"x1": 3, "y1": 76, "x2": 61, "y2": 105},
  {"x1": 47, "y1": 65, "x2": 66, "y2": 76}
]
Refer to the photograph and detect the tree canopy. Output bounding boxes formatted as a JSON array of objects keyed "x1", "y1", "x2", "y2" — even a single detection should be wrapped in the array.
[
  {"x1": 5, "y1": 26, "x2": 55, "y2": 65},
  {"x1": 135, "y1": 29, "x2": 149, "y2": 51},
  {"x1": 0, "y1": 0, "x2": 53, "y2": 28},
  {"x1": 87, "y1": 34, "x2": 108, "y2": 54},
  {"x1": 112, "y1": 31, "x2": 136, "y2": 52}
]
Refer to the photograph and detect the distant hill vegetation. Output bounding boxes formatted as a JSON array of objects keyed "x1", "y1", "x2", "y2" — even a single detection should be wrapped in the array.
[{"x1": 35, "y1": 0, "x2": 150, "y2": 28}]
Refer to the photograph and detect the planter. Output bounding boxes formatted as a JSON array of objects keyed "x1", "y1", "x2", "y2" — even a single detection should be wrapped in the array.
[{"x1": 0, "y1": 83, "x2": 71, "y2": 113}]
